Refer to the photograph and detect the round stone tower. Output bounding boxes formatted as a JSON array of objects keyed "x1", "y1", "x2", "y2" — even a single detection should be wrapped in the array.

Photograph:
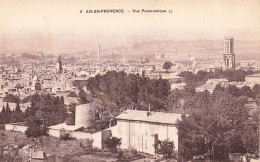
[{"x1": 75, "y1": 103, "x2": 96, "y2": 128}]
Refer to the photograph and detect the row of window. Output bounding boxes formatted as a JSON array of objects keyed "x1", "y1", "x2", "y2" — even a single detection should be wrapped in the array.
[{"x1": 122, "y1": 135, "x2": 149, "y2": 149}]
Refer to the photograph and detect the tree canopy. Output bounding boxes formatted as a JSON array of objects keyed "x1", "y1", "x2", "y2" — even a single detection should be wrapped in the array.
[
  {"x1": 179, "y1": 69, "x2": 258, "y2": 88},
  {"x1": 163, "y1": 61, "x2": 173, "y2": 69},
  {"x1": 176, "y1": 86, "x2": 259, "y2": 160}
]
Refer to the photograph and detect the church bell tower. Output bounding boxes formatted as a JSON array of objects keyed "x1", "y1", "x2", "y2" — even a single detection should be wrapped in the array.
[{"x1": 223, "y1": 37, "x2": 235, "y2": 69}]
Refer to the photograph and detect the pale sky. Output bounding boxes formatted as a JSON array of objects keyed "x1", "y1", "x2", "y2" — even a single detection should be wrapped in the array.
[{"x1": 0, "y1": 0, "x2": 260, "y2": 52}]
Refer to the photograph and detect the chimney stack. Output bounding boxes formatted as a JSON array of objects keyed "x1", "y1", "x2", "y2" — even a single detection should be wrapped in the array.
[
  {"x1": 147, "y1": 104, "x2": 151, "y2": 116},
  {"x1": 98, "y1": 43, "x2": 100, "y2": 62}
]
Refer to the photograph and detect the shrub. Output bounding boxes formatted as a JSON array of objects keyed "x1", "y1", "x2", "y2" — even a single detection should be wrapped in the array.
[
  {"x1": 117, "y1": 150, "x2": 144, "y2": 161},
  {"x1": 156, "y1": 139, "x2": 175, "y2": 158},
  {"x1": 117, "y1": 151, "x2": 123, "y2": 160},
  {"x1": 62, "y1": 154, "x2": 73, "y2": 162},
  {"x1": 104, "y1": 137, "x2": 121, "y2": 153},
  {"x1": 80, "y1": 139, "x2": 94, "y2": 151},
  {"x1": 60, "y1": 129, "x2": 74, "y2": 141},
  {"x1": 25, "y1": 117, "x2": 48, "y2": 138},
  {"x1": 3, "y1": 94, "x2": 20, "y2": 103},
  {"x1": 67, "y1": 92, "x2": 77, "y2": 97}
]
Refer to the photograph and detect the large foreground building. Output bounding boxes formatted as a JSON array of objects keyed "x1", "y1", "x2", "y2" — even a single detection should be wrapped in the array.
[{"x1": 115, "y1": 109, "x2": 182, "y2": 155}]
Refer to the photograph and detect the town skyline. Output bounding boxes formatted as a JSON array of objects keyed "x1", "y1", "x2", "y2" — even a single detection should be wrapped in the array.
[{"x1": 1, "y1": 0, "x2": 260, "y2": 53}]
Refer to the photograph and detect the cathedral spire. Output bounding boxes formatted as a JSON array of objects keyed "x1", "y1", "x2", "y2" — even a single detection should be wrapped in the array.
[{"x1": 223, "y1": 37, "x2": 235, "y2": 69}]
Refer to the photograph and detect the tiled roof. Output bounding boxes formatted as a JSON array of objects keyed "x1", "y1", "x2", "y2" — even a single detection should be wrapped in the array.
[{"x1": 115, "y1": 109, "x2": 183, "y2": 125}]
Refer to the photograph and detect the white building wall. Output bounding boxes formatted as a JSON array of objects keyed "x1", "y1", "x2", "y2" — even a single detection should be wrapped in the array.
[
  {"x1": 117, "y1": 120, "x2": 129, "y2": 149},
  {"x1": 92, "y1": 131, "x2": 102, "y2": 149},
  {"x1": 116, "y1": 120, "x2": 179, "y2": 155},
  {"x1": 72, "y1": 131, "x2": 92, "y2": 140},
  {"x1": 92, "y1": 126, "x2": 117, "y2": 149},
  {"x1": 168, "y1": 125, "x2": 179, "y2": 150},
  {"x1": 158, "y1": 124, "x2": 168, "y2": 140},
  {"x1": 5, "y1": 124, "x2": 28, "y2": 133},
  {"x1": 48, "y1": 129, "x2": 61, "y2": 137},
  {"x1": 245, "y1": 76, "x2": 260, "y2": 85},
  {"x1": 49, "y1": 129, "x2": 92, "y2": 139}
]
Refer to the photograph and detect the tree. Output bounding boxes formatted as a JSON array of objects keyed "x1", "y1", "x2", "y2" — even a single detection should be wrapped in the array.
[
  {"x1": 14, "y1": 102, "x2": 21, "y2": 113},
  {"x1": 177, "y1": 89, "x2": 250, "y2": 160},
  {"x1": 194, "y1": 91, "x2": 211, "y2": 109},
  {"x1": 226, "y1": 85, "x2": 241, "y2": 97},
  {"x1": 166, "y1": 89, "x2": 183, "y2": 112},
  {"x1": 3, "y1": 94, "x2": 20, "y2": 103},
  {"x1": 60, "y1": 128, "x2": 74, "y2": 140},
  {"x1": 0, "y1": 105, "x2": 5, "y2": 124},
  {"x1": 78, "y1": 88, "x2": 89, "y2": 104},
  {"x1": 156, "y1": 139, "x2": 175, "y2": 158},
  {"x1": 25, "y1": 116, "x2": 48, "y2": 138},
  {"x1": 178, "y1": 71, "x2": 201, "y2": 88},
  {"x1": 179, "y1": 71, "x2": 194, "y2": 80},
  {"x1": 23, "y1": 94, "x2": 68, "y2": 127},
  {"x1": 0, "y1": 105, "x2": 6, "y2": 123},
  {"x1": 253, "y1": 84, "x2": 260, "y2": 96},
  {"x1": 240, "y1": 86, "x2": 254, "y2": 98},
  {"x1": 1, "y1": 105, "x2": 5, "y2": 114},
  {"x1": 59, "y1": 96, "x2": 65, "y2": 105},
  {"x1": 67, "y1": 91, "x2": 77, "y2": 97},
  {"x1": 241, "y1": 126, "x2": 259, "y2": 155},
  {"x1": 242, "y1": 110, "x2": 259, "y2": 156},
  {"x1": 255, "y1": 94, "x2": 260, "y2": 107},
  {"x1": 163, "y1": 61, "x2": 173, "y2": 69},
  {"x1": 177, "y1": 111, "x2": 234, "y2": 160},
  {"x1": 196, "y1": 70, "x2": 208, "y2": 80},
  {"x1": 104, "y1": 137, "x2": 121, "y2": 153},
  {"x1": 10, "y1": 102, "x2": 24, "y2": 123},
  {"x1": 5, "y1": 102, "x2": 12, "y2": 123},
  {"x1": 138, "y1": 79, "x2": 170, "y2": 111}
]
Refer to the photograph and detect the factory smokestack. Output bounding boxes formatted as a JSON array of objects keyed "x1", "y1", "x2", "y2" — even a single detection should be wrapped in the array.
[{"x1": 98, "y1": 43, "x2": 100, "y2": 62}]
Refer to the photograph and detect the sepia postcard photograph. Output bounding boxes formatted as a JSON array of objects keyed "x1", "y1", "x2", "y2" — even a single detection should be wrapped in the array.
[{"x1": 0, "y1": 0, "x2": 259, "y2": 161}]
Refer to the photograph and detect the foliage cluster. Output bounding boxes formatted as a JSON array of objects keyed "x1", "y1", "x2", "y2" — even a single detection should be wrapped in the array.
[
  {"x1": 0, "y1": 102, "x2": 24, "y2": 125},
  {"x1": 155, "y1": 139, "x2": 175, "y2": 158},
  {"x1": 104, "y1": 136, "x2": 121, "y2": 153},
  {"x1": 179, "y1": 69, "x2": 257, "y2": 88},
  {"x1": 84, "y1": 71, "x2": 170, "y2": 111},
  {"x1": 24, "y1": 93, "x2": 67, "y2": 127},
  {"x1": 175, "y1": 84, "x2": 260, "y2": 160},
  {"x1": 3, "y1": 94, "x2": 21, "y2": 103}
]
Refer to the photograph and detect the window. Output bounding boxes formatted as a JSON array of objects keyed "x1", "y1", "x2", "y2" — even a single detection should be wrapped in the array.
[
  {"x1": 123, "y1": 136, "x2": 127, "y2": 146},
  {"x1": 132, "y1": 136, "x2": 137, "y2": 147},
  {"x1": 145, "y1": 138, "x2": 148, "y2": 149}
]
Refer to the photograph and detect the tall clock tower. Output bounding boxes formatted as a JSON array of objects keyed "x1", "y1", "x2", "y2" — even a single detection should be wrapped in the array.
[{"x1": 223, "y1": 37, "x2": 235, "y2": 69}]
